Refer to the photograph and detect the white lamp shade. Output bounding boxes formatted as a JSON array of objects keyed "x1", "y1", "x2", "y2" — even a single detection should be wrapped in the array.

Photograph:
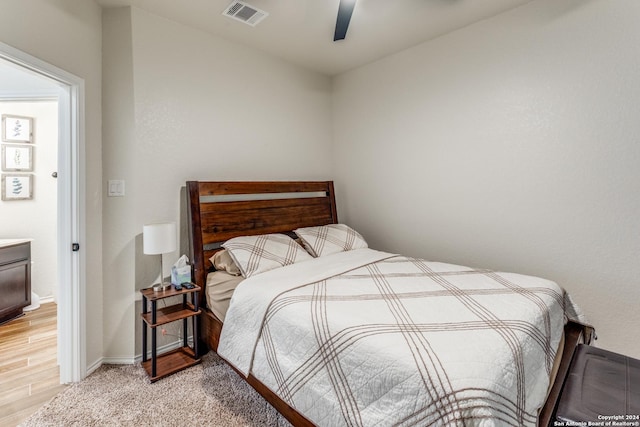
[{"x1": 143, "y1": 222, "x2": 177, "y2": 255}]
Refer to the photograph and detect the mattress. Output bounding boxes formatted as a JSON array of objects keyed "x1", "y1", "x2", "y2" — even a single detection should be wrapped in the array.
[{"x1": 205, "y1": 270, "x2": 243, "y2": 321}]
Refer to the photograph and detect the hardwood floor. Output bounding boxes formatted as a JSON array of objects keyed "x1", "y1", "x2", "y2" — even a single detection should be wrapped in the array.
[{"x1": 0, "y1": 302, "x2": 67, "y2": 426}]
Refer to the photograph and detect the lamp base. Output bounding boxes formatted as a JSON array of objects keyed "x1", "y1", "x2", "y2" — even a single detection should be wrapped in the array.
[{"x1": 152, "y1": 282, "x2": 172, "y2": 292}]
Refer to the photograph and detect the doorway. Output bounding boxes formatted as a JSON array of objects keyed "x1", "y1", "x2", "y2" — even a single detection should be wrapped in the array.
[
  {"x1": 0, "y1": 98, "x2": 59, "y2": 305},
  {"x1": 0, "y1": 43, "x2": 86, "y2": 383}
]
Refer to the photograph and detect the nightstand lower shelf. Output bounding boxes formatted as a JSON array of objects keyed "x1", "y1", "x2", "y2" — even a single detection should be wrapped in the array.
[{"x1": 142, "y1": 346, "x2": 201, "y2": 382}]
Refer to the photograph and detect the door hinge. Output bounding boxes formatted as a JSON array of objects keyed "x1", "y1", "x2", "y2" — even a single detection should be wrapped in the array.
[{"x1": 72, "y1": 243, "x2": 80, "y2": 252}]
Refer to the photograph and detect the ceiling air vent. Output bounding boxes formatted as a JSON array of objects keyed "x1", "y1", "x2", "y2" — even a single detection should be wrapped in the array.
[{"x1": 223, "y1": 1, "x2": 268, "y2": 27}]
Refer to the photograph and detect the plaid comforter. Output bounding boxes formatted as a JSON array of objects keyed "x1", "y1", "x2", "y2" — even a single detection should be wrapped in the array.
[{"x1": 218, "y1": 249, "x2": 582, "y2": 427}]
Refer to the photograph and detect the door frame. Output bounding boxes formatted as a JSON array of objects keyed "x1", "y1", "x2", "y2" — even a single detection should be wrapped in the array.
[{"x1": 0, "y1": 42, "x2": 86, "y2": 383}]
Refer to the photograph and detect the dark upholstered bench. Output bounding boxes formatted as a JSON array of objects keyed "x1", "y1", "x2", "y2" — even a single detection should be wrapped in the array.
[{"x1": 554, "y1": 344, "x2": 640, "y2": 425}]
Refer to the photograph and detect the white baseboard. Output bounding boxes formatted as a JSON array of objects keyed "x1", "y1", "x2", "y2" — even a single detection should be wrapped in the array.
[
  {"x1": 85, "y1": 358, "x2": 104, "y2": 376},
  {"x1": 40, "y1": 295, "x2": 56, "y2": 304},
  {"x1": 133, "y1": 339, "x2": 185, "y2": 363},
  {"x1": 92, "y1": 337, "x2": 195, "y2": 371}
]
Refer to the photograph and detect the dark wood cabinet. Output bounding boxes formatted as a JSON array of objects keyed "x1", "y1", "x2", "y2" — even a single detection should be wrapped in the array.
[{"x1": 0, "y1": 240, "x2": 31, "y2": 324}]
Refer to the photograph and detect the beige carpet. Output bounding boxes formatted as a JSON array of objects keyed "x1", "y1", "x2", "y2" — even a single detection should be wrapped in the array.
[{"x1": 21, "y1": 352, "x2": 292, "y2": 427}]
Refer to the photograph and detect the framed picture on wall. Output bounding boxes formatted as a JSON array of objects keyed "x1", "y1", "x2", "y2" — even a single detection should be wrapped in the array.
[
  {"x1": 1, "y1": 174, "x2": 33, "y2": 200},
  {"x1": 2, "y1": 114, "x2": 34, "y2": 143},
  {"x1": 1, "y1": 145, "x2": 33, "y2": 171}
]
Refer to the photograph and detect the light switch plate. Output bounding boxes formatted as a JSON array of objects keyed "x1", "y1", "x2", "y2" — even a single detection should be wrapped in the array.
[{"x1": 107, "y1": 180, "x2": 125, "y2": 197}]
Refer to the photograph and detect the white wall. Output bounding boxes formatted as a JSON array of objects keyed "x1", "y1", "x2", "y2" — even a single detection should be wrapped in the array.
[
  {"x1": 333, "y1": 0, "x2": 640, "y2": 358},
  {"x1": 0, "y1": 0, "x2": 103, "y2": 368},
  {"x1": 4, "y1": 0, "x2": 635, "y2": 369},
  {"x1": 102, "y1": 7, "x2": 333, "y2": 360},
  {"x1": 0, "y1": 100, "x2": 58, "y2": 300}
]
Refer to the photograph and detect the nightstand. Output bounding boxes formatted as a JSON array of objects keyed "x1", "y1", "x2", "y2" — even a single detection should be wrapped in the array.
[{"x1": 140, "y1": 285, "x2": 201, "y2": 382}]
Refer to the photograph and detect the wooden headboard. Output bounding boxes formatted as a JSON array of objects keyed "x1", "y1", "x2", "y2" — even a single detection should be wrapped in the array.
[{"x1": 186, "y1": 181, "x2": 338, "y2": 306}]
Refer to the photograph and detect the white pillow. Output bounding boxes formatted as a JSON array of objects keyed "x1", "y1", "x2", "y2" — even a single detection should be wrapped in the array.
[
  {"x1": 222, "y1": 233, "x2": 313, "y2": 278},
  {"x1": 210, "y1": 249, "x2": 242, "y2": 276},
  {"x1": 294, "y1": 224, "x2": 368, "y2": 257}
]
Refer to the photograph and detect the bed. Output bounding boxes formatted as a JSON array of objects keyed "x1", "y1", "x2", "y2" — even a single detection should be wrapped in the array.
[{"x1": 186, "y1": 180, "x2": 594, "y2": 427}]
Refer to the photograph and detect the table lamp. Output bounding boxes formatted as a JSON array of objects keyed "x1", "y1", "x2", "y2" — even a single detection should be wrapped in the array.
[{"x1": 143, "y1": 222, "x2": 177, "y2": 292}]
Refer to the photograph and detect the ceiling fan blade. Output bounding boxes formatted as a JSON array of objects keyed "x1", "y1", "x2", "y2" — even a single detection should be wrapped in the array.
[{"x1": 334, "y1": 0, "x2": 356, "y2": 41}]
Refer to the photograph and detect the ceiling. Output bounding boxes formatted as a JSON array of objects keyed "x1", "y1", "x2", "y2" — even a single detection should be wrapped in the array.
[{"x1": 94, "y1": 0, "x2": 533, "y2": 76}]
